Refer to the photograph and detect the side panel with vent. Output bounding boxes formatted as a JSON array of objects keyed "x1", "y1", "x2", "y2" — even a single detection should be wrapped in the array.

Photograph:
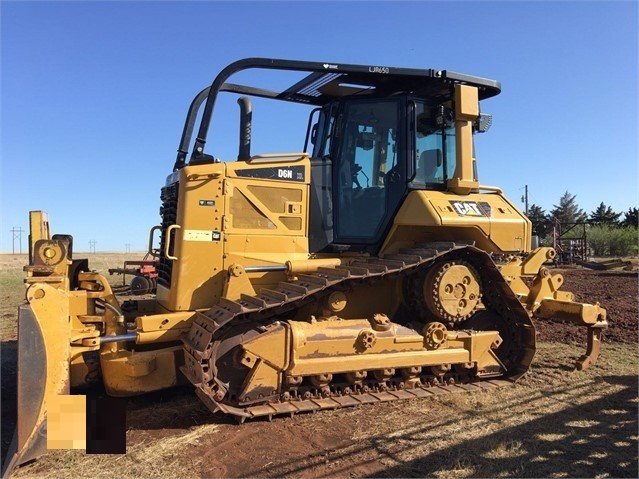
[{"x1": 223, "y1": 157, "x2": 312, "y2": 290}]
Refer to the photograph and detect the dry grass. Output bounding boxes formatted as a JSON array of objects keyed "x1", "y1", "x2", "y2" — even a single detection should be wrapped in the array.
[
  {"x1": 10, "y1": 424, "x2": 220, "y2": 478},
  {"x1": 0, "y1": 255, "x2": 29, "y2": 341}
]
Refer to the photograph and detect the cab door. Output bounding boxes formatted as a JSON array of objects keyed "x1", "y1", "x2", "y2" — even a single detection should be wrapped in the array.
[{"x1": 332, "y1": 98, "x2": 406, "y2": 248}]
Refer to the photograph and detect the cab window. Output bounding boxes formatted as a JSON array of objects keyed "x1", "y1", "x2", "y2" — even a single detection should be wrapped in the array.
[{"x1": 413, "y1": 102, "x2": 455, "y2": 187}]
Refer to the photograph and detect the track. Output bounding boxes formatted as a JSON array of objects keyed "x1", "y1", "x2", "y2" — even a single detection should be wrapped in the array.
[{"x1": 181, "y1": 242, "x2": 536, "y2": 422}]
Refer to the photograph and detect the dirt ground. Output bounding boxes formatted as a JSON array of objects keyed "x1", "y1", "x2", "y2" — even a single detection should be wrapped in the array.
[{"x1": 1, "y1": 265, "x2": 637, "y2": 478}]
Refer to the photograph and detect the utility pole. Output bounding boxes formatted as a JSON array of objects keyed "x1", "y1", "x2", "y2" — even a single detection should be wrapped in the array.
[
  {"x1": 125, "y1": 243, "x2": 131, "y2": 253},
  {"x1": 521, "y1": 185, "x2": 529, "y2": 215},
  {"x1": 89, "y1": 240, "x2": 97, "y2": 253},
  {"x1": 11, "y1": 227, "x2": 24, "y2": 254}
]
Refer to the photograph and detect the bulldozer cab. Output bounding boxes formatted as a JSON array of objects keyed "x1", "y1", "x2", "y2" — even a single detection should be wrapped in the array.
[{"x1": 171, "y1": 58, "x2": 500, "y2": 255}]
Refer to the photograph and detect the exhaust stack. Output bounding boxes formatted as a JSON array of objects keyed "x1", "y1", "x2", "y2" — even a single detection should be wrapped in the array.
[{"x1": 237, "y1": 96, "x2": 252, "y2": 161}]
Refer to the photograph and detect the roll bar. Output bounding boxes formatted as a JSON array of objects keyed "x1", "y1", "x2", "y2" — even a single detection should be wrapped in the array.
[{"x1": 173, "y1": 57, "x2": 502, "y2": 169}]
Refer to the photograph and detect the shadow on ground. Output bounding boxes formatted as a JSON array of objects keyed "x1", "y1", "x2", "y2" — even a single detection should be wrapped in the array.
[{"x1": 241, "y1": 374, "x2": 638, "y2": 478}]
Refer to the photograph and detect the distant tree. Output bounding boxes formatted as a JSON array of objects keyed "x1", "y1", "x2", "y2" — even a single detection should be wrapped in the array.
[
  {"x1": 588, "y1": 202, "x2": 621, "y2": 226},
  {"x1": 588, "y1": 224, "x2": 639, "y2": 257},
  {"x1": 550, "y1": 191, "x2": 588, "y2": 225},
  {"x1": 527, "y1": 203, "x2": 551, "y2": 239},
  {"x1": 620, "y1": 207, "x2": 639, "y2": 228}
]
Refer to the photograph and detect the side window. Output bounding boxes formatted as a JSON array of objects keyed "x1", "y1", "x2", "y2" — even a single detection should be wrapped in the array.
[
  {"x1": 413, "y1": 102, "x2": 457, "y2": 186},
  {"x1": 311, "y1": 104, "x2": 337, "y2": 158},
  {"x1": 444, "y1": 126, "x2": 456, "y2": 179}
]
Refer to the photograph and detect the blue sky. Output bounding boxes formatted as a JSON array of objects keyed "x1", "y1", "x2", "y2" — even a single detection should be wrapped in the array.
[{"x1": 1, "y1": 0, "x2": 637, "y2": 252}]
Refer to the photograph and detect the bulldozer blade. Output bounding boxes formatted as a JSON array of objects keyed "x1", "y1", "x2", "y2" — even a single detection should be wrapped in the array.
[{"x1": 1, "y1": 303, "x2": 70, "y2": 478}]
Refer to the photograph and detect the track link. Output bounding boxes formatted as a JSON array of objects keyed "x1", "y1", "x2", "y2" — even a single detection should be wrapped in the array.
[
  {"x1": 199, "y1": 379, "x2": 514, "y2": 422},
  {"x1": 181, "y1": 241, "x2": 535, "y2": 421}
]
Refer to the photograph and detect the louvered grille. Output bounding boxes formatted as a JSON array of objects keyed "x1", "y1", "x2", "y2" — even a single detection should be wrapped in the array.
[{"x1": 157, "y1": 183, "x2": 178, "y2": 288}]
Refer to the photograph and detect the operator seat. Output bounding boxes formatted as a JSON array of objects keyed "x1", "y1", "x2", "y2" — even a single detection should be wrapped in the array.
[{"x1": 418, "y1": 149, "x2": 442, "y2": 182}]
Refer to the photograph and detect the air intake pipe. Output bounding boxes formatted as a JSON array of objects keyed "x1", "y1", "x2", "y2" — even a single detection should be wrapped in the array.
[{"x1": 237, "y1": 96, "x2": 252, "y2": 161}]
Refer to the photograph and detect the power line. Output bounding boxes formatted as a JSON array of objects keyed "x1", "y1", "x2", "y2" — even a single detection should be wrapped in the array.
[
  {"x1": 10, "y1": 227, "x2": 24, "y2": 254},
  {"x1": 89, "y1": 240, "x2": 97, "y2": 253}
]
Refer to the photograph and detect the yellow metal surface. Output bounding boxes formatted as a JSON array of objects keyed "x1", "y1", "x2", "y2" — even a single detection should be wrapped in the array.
[
  {"x1": 160, "y1": 158, "x2": 315, "y2": 312},
  {"x1": 423, "y1": 262, "x2": 481, "y2": 321},
  {"x1": 29, "y1": 211, "x2": 51, "y2": 242},
  {"x1": 224, "y1": 156, "x2": 310, "y2": 235},
  {"x1": 242, "y1": 323, "x2": 290, "y2": 369},
  {"x1": 237, "y1": 318, "x2": 502, "y2": 388},
  {"x1": 158, "y1": 163, "x2": 226, "y2": 311},
  {"x1": 326, "y1": 291, "x2": 347, "y2": 313},
  {"x1": 25, "y1": 283, "x2": 72, "y2": 420},
  {"x1": 100, "y1": 346, "x2": 183, "y2": 396},
  {"x1": 238, "y1": 357, "x2": 282, "y2": 401},
  {"x1": 223, "y1": 264, "x2": 257, "y2": 301},
  {"x1": 381, "y1": 189, "x2": 530, "y2": 255},
  {"x1": 10, "y1": 70, "x2": 611, "y2": 473},
  {"x1": 292, "y1": 276, "x2": 403, "y2": 323},
  {"x1": 536, "y1": 298, "x2": 607, "y2": 326},
  {"x1": 135, "y1": 310, "x2": 194, "y2": 331},
  {"x1": 135, "y1": 310, "x2": 194, "y2": 344},
  {"x1": 291, "y1": 348, "x2": 471, "y2": 376},
  {"x1": 535, "y1": 298, "x2": 607, "y2": 370},
  {"x1": 448, "y1": 84, "x2": 480, "y2": 194},
  {"x1": 286, "y1": 257, "x2": 342, "y2": 274}
]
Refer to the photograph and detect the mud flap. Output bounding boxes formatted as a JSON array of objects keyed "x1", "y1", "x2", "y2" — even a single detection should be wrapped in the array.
[{"x1": 2, "y1": 296, "x2": 74, "y2": 477}]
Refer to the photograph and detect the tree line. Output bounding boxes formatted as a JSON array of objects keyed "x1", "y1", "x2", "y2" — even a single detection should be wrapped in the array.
[{"x1": 527, "y1": 191, "x2": 638, "y2": 257}]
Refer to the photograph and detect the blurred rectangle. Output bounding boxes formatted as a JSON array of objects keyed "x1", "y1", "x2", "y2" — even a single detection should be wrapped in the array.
[
  {"x1": 86, "y1": 396, "x2": 126, "y2": 454},
  {"x1": 47, "y1": 395, "x2": 86, "y2": 449}
]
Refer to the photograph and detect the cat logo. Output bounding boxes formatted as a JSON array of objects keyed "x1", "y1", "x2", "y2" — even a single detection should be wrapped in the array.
[{"x1": 450, "y1": 201, "x2": 489, "y2": 217}]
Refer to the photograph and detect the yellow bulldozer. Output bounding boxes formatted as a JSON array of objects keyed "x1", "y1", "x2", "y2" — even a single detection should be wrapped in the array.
[{"x1": 3, "y1": 58, "x2": 608, "y2": 474}]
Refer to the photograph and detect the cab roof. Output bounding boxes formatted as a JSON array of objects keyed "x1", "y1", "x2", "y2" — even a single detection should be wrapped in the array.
[{"x1": 218, "y1": 58, "x2": 501, "y2": 106}]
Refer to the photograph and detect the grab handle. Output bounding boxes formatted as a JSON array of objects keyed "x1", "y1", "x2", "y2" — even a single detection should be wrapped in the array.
[
  {"x1": 164, "y1": 224, "x2": 182, "y2": 261},
  {"x1": 147, "y1": 225, "x2": 161, "y2": 258}
]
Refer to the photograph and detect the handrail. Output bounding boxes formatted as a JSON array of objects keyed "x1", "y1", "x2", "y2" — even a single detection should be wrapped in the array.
[{"x1": 147, "y1": 225, "x2": 161, "y2": 258}]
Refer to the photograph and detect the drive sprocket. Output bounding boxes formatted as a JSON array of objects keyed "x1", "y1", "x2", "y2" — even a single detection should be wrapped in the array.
[{"x1": 407, "y1": 259, "x2": 482, "y2": 323}]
